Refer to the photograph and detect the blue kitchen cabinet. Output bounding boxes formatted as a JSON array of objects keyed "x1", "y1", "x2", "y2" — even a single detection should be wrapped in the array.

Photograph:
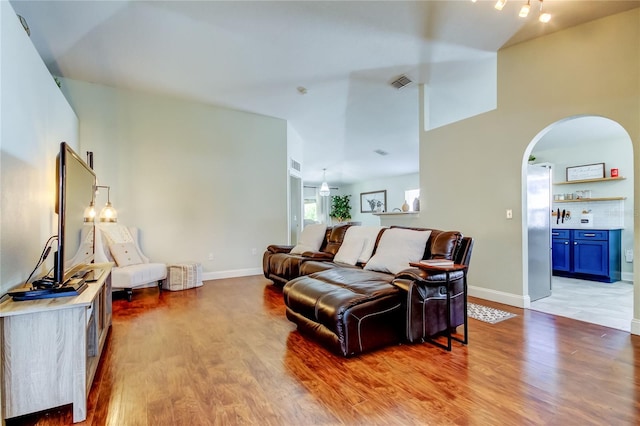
[
  {"x1": 552, "y1": 229, "x2": 621, "y2": 283},
  {"x1": 551, "y1": 230, "x2": 571, "y2": 272}
]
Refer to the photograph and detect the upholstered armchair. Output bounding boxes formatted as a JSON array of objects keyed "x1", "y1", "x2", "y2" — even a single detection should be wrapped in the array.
[{"x1": 95, "y1": 224, "x2": 167, "y2": 301}]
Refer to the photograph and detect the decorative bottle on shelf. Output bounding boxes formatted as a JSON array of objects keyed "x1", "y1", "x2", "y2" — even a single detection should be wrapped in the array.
[
  {"x1": 401, "y1": 200, "x2": 409, "y2": 212},
  {"x1": 413, "y1": 197, "x2": 420, "y2": 212}
]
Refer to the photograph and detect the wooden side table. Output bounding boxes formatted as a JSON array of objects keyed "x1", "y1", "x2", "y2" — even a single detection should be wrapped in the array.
[{"x1": 409, "y1": 262, "x2": 468, "y2": 351}]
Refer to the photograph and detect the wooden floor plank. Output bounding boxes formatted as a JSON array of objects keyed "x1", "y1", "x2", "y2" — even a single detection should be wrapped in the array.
[{"x1": 5, "y1": 275, "x2": 640, "y2": 425}]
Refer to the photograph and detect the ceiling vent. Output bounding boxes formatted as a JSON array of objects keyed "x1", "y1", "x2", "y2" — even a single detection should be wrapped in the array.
[
  {"x1": 390, "y1": 75, "x2": 412, "y2": 90},
  {"x1": 374, "y1": 149, "x2": 389, "y2": 156}
]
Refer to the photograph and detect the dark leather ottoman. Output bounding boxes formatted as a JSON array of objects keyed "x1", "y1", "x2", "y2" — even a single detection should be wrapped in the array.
[{"x1": 283, "y1": 268, "x2": 404, "y2": 357}]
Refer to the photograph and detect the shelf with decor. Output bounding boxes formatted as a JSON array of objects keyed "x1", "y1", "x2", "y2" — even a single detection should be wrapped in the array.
[
  {"x1": 554, "y1": 197, "x2": 626, "y2": 203},
  {"x1": 554, "y1": 176, "x2": 625, "y2": 185},
  {"x1": 373, "y1": 211, "x2": 419, "y2": 216}
]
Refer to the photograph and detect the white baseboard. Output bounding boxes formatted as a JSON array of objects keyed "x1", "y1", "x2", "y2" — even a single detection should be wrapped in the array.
[
  {"x1": 468, "y1": 285, "x2": 531, "y2": 309},
  {"x1": 631, "y1": 319, "x2": 640, "y2": 336},
  {"x1": 621, "y1": 271, "x2": 633, "y2": 282},
  {"x1": 202, "y1": 268, "x2": 262, "y2": 282}
]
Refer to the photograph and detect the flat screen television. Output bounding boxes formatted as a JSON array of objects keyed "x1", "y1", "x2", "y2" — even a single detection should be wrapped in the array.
[{"x1": 54, "y1": 142, "x2": 96, "y2": 285}]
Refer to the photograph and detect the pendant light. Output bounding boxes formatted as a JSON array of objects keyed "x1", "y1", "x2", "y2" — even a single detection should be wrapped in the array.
[
  {"x1": 99, "y1": 185, "x2": 118, "y2": 223},
  {"x1": 319, "y1": 169, "x2": 330, "y2": 197}
]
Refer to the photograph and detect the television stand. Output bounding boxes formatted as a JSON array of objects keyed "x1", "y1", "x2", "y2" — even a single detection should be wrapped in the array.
[{"x1": 1, "y1": 263, "x2": 112, "y2": 423}]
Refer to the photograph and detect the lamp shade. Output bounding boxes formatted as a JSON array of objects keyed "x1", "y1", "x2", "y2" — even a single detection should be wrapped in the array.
[
  {"x1": 83, "y1": 201, "x2": 96, "y2": 223},
  {"x1": 319, "y1": 181, "x2": 330, "y2": 197},
  {"x1": 99, "y1": 202, "x2": 117, "y2": 223}
]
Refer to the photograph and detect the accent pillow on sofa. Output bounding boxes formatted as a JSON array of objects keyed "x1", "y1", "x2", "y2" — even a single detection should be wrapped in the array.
[
  {"x1": 109, "y1": 242, "x2": 144, "y2": 267},
  {"x1": 364, "y1": 228, "x2": 431, "y2": 274},
  {"x1": 333, "y1": 236, "x2": 365, "y2": 265},
  {"x1": 290, "y1": 223, "x2": 327, "y2": 255},
  {"x1": 333, "y1": 226, "x2": 385, "y2": 265}
]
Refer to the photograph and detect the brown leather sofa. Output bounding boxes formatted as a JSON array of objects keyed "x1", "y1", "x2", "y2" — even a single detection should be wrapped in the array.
[
  {"x1": 281, "y1": 227, "x2": 473, "y2": 357},
  {"x1": 262, "y1": 224, "x2": 352, "y2": 286}
]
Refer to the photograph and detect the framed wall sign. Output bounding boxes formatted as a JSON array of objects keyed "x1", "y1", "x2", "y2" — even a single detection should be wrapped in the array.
[
  {"x1": 360, "y1": 190, "x2": 387, "y2": 213},
  {"x1": 566, "y1": 163, "x2": 605, "y2": 182}
]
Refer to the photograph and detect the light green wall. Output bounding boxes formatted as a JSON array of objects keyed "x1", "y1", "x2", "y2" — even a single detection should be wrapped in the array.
[
  {"x1": 1, "y1": 2, "x2": 79, "y2": 294},
  {"x1": 60, "y1": 79, "x2": 288, "y2": 278},
  {"x1": 418, "y1": 9, "x2": 639, "y2": 320}
]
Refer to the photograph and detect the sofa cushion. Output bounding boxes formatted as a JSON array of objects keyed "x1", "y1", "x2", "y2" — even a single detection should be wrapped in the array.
[
  {"x1": 333, "y1": 236, "x2": 364, "y2": 265},
  {"x1": 323, "y1": 224, "x2": 352, "y2": 256},
  {"x1": 364, "y1": 228, "x2": 431, "y2": 274},
  {"x1": 290, "y1": 223, "x2": 327, "y2": 254},
  {"x1": 430, "y1": 231, "x2": 463, "y2": 260},
  {"x1": 111, "y1": 262, "x2": 167, "y2": 289},
  {"x1": 109, "y1": 242, "x2": 143, "y2": 267},
  {"x1": 333, "y1": 225, "x2": 385, "y2": 265}
]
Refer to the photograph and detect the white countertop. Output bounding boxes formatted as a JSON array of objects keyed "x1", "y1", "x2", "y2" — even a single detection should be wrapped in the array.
[{"x1": 552, "y1": 226, "x2": 624, "y2": 230}]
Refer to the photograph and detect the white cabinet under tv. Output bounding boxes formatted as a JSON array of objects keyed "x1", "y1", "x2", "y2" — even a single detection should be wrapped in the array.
[{"x1": 0, "y1": 263, "x2": 112, "y2": 423}]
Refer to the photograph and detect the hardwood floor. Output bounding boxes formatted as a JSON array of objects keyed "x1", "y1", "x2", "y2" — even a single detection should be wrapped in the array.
[{"x1": 6, "y1": 275, "x2": 640, "y2": 425}]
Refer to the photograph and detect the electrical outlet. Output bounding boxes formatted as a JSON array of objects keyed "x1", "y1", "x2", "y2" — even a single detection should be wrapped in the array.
[
  {"x1": 208, "y1": 252, "x2": 214, "y2": 261},
  {"x1": 506, "y1": 209, "x2": 513, "y2": 219},
  {"x1": 625, "y1": 249, "x2": 633, "y2": 263}
]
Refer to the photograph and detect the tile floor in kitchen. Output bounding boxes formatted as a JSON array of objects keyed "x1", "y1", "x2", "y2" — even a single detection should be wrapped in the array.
[{"x1": 529, "y1": 276, "x2": 634, "y2": 332}]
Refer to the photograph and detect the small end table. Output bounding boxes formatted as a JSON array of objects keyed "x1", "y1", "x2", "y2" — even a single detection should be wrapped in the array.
[{"x1": 409, "y1": 262, "x2": 468, "y2": 351}]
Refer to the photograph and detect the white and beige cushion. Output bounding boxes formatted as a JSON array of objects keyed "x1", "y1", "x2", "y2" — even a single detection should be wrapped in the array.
[
  {"x1": 290, "y1": 223, "x2": 327, "y2": 255},
  {"x1": 109, "y1": 242, "x2": 143, "y2": 267},
  {"x1": 333, "y1": 236, "x2": 364, "y2": 265},
  {"x1": 364, "y1": 228, "x2": 431, "y2": 274},
  {"x1": 333, "y1": 226, "x2": 385, "y2": 265}
]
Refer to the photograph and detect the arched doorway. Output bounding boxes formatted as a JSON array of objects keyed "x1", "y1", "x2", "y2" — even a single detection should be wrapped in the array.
[{"x1": 522, "y1": 115, "x2": 635, "y2": 331}]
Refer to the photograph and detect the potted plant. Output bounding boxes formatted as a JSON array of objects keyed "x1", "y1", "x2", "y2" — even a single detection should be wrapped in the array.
[{"x1": 330, "y1": 195, "x2": 352, "y2": 223}]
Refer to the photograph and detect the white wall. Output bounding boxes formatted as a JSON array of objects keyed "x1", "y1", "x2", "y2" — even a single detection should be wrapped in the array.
[
  {"x1": 1, "y1": 2, "x2": 79, "y2": 295},
  {"x1": 60, "y1": 79, "x2": 288, "y2": 280},
  {"x1": 533, "y1": 135, "x2": 634, "y2": 278},
  {"x1": 417, "y1": 9, "x2": 640, "y2": 330},
  {"x1": 340, "y1": 172, "x2": 419, "y2": 226}
]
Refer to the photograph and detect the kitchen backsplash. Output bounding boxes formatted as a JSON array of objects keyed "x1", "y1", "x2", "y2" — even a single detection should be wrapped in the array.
[{"x1": 551, "y1": 199, "x2": 624, "y2": 229}]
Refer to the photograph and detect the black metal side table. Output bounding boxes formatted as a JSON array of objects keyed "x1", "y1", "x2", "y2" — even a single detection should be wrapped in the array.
[{"x1": 409, "y1": 262, "x2": 468, "y2": 351}]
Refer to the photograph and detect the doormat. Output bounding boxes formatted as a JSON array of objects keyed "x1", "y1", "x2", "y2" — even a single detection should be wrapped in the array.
[{"x1": 468, "y1": 302, "x2": 517, "y2": 324}]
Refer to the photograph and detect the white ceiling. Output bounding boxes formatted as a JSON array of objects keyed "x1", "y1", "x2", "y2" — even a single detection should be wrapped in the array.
[{"x1": 10, "y1": 0, "x2": 639, "y2": 185}]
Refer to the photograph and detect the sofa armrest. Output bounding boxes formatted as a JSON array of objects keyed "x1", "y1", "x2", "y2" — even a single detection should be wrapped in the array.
[
  {"x1": 301, "y1": 251, "x2": 334, "y2": 260},
  {"x1": 267, "y1": 244, "x2": 294, "y2": 254}
]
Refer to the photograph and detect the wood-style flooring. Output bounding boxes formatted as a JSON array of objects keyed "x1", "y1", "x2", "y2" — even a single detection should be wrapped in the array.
[{"x1": 6, "y1": 275, "x2": 640, "y2": 425}]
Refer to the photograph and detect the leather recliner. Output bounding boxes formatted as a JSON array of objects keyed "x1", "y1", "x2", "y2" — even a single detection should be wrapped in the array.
[
  {"x1": 282, "y1": 228, "x2": 474, "y2": 356},
  {"x1": 262, "y1": 224, "x2": 351, "y2": 286}
]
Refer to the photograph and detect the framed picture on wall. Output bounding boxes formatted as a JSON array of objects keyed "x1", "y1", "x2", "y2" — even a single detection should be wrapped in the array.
[
  {"x1": 566, "y1": 163, "x2": 605, "y2": 181},
  {"x1": 360, "y1": 190, "x2": 387, "y2": 213}
]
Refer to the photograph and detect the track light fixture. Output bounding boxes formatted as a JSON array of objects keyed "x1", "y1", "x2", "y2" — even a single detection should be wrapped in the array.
[
  {"x1": 477, "y1": 0, "x2": 551, "y2": 23},
  {"x1": 519, "y1": 0, "x2": 531, "y2": 17},
  {"x1": 538, "y1": 0, "x2": 551, "y2": 23}
]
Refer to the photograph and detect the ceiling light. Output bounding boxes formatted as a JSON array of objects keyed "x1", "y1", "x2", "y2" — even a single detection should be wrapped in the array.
[
  {"x1": 538, "y1": 0, "x2": 551, "y2": 23},
  {"x1": 519, "y1": 0, "x2": 531, "y2": 17},
  {"x1": 319, "y1": 169, "x2": 330, "y2": 197},
  {"x1": 495, "y1": 0, "x2": 507, "y2": 11}
]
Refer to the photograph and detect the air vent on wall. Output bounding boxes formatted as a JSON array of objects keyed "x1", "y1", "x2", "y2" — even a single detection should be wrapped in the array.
[
  {"x1": 390, "y1": 75, "x2": 412, "y2": 90},
  {"x1": 290, "y1": 159, "x2": 301, "y2": 172}
]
